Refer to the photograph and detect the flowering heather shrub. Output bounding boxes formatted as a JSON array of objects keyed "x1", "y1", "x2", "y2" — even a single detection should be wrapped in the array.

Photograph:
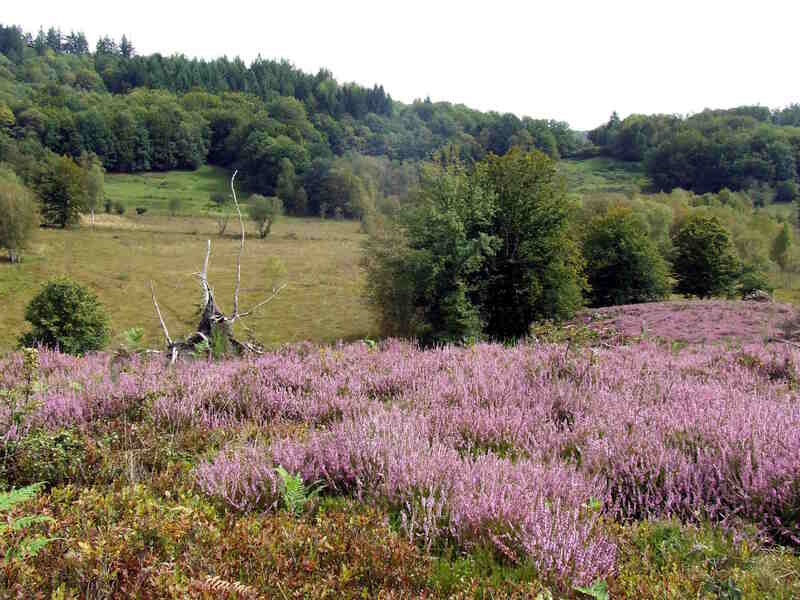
[
  {"x1": 582, "y1": 300, "x2": 797, "y2": 344},
  {"x1": 3, "y1": 301, "x2": 800, "y2": 587},
  {"x1": 249, "y1": 411, "x2": 616, "y2": 586},
  {"x1": 193, "y1": 442, "x2": 281, "y2": 512}
]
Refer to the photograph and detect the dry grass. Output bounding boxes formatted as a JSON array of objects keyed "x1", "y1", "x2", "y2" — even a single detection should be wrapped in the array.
[{"x1": 0, "y1": 215, "x2": 376, "y2": 351}]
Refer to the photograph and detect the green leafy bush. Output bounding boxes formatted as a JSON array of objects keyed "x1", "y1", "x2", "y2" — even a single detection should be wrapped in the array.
[
  {"x1": 249, "y1": 194, "x2": 282, "y2": 238},
  {"x1": 119, "y1": 327, "x2": 145, "y2": 352},
  {"x1": 167, "y1": 196, "x2": 182, "y2": 216},
  {"x1": 5, "y1": 429, "x2": 87, "y2": 488},
  {"x1": 582, "y1": 206, "x2": 670, "y2": 307},
  {"x1": 19, "y1": 278, "x2": 110, "y2": 354},
  {"x1": 671, "y1": 214, "x2": 740, "y2": 299},
  {"x1": 737, "y1": 266, "x2": 774, "y2": 298},
  {"x1": 774, "y1": 179, "x2": 799, "y2": 203}
]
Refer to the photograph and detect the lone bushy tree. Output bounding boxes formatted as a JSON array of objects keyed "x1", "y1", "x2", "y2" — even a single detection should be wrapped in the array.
[
  {"x1": 474, "y1": 149, "x2": 584, "y2": 339},
  {"x1": 249, "y1": 194, "x2": 282, "y2": 238},
  {"x1": 364, "y1": 162, "x2": 495, "y2": 345},
  {"x1": 583, "y1": 206, "x2": 670, "y2": 307},
  {"x1": 0, "y1": 170, "x2": 39, "y2": 263},
  {"x1": 364, "y1": 149, "x2": 584, "y2": 345},
  {"x1": 671, "y1": 213, "x2": 740, "y2": 298},
  {"x1": 167, "y1": 197, "x2": 182, "y2": 217},
  {"x1": 19, "y1": 278, "x2": 110, "y2": 354},
  {"x1": 39, "y1": 155, "x2": 87, "y2": 227}
]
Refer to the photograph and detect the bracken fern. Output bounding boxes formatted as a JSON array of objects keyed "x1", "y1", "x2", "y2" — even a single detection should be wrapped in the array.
[
  {"x1": 0, "y1": 482, "x2": 55, "y2": 563},
  {"x1": 275, "y1": 465, "x2": 324, "y2": 516},
  {"x1": 191, "y1": 574, "x2": 259, "y2": 599}
]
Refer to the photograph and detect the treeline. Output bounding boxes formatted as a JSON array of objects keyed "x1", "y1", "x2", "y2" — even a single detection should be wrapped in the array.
[
  {"x1": 588, "y1": 108, "x2": 800, "y2": 199},
  {"x1": 0, "y1": 23, "x2": 584, "y2": 217}
]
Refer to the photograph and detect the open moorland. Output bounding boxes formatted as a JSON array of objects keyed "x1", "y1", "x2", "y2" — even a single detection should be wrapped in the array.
[
  {"x1": 2, "y1": 21, "x2": 800, "y2": 598},
  {"x1": 2, "y1": 301, "x2": 800, "y2": 598}
]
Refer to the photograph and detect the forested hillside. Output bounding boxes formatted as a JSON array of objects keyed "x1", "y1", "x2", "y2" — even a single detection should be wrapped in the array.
[
  {"x1": 588, "y1": 107, "x2": 800, "y2": 199},
  {"x1": 0, "y1": 23, "x2": 582, "y2": 218}
]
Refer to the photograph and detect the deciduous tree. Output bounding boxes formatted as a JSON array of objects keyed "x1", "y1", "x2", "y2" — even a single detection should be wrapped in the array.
[
  {"x1": 582, "y1": 206, "x2": 670, "y2": 307},
  {"x1": 39, "y1": 155, "x2": 88, "y2": 228},
  {"x1": 474, "y1": 148, "x2": 585, "y2": 339},
  {"x1": 0, "y1": 170, "x2": 39, "y2": 262},
  {"x1": 249, "y1": 194, "x2": 282, "y2": 238},
  {"x1": 671, "y1": 213, "x2": 740, "y2": 298}
]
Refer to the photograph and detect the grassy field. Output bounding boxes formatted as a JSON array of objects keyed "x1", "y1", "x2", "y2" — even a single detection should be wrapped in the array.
[
  {"x1": 0, "y1": 215, "x2": 375, "y2": 351},
  {"x1": 104, "y1": 165, "x2": 250, "y2": 216},
  {"x1": 558, "y1": 157, "x2": 650, "y2": 197}
]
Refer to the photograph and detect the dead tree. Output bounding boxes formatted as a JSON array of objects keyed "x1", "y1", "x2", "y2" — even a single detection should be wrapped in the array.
[{"x1": 151, "y1": 170, "x2": 286, "y2": 363}]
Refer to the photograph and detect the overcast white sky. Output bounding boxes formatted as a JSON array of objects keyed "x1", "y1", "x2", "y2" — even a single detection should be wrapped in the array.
[{"x1": 7, "y1": 1, "x2": 800, "y2": 129}]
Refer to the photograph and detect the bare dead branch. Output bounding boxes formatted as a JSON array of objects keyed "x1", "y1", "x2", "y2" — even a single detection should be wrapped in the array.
[
  {"x1": 193, "y1": 239, "x2": 212, "y2": 307},
  {"x1": 150, "y1": 281, "x2": 172, "y2": 345},
  {"x1": 236, "y1": 283, "x2": 288, "y2": 319},
  {"x1": 149, "y1": 172, "x2": 282, "y2": 361},
  {"x1": 767, "y1": 337, "x2": 800, "y2": 350},
  {"x1": 230, "y1": 170, "x2": 245, "y2": 317}
]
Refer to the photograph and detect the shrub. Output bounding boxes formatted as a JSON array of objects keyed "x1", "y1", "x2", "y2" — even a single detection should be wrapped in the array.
[
  {"x1": 168, "y1": 197, "x2": 182, "y2": 216},
  {"x1": 582, "y1": 207, "x2": 670, "y2": 307},
  {"x1": 135, "y1": 207, "x2": 147, "y2": 215},
  {"x1": 5, "y1": 429, "x2": 87, "y2": 488},
  {"x1": 113, "y1": 201, "x2": 125, "y2": 215},
  {"x1": 737, "y1": 266, "x2": 774, "y2": 297},
  {"x1": 249, "y1": 194, "x2": 282, "y2": 238},
  {"x1": 770, "y1": 223, "x2": 792, "y2": 271},
  {"x1": 209, "y1": 191, "x2": 227, "y2": 207},
  {"x1": 19, "y1": 277, "x2": 110, "y2": 355},
  {"x1": 671, "y1": 213, "x2": 740, "y2": 298},
  {"x1": 103, "y1": 197, "x2": 112, "y2": 213}
]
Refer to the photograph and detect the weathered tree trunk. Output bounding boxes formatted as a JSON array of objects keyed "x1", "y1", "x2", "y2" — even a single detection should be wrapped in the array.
[{"x1": 151, "y1": 171, "x2": 286, "y2": 364}]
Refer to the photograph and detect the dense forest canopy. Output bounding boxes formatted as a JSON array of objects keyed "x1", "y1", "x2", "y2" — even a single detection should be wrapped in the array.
[
  {"x1": 587, "y1": 107, "x2": 800, "y2": 197},
  {"x1": 0, "y1": 23, "x2": 584, "y2": 217}
]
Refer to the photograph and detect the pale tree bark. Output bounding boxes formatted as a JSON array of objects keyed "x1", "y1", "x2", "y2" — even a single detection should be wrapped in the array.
[{"x1": 151, "y1": 171, "x2": 286, "y2": 363}]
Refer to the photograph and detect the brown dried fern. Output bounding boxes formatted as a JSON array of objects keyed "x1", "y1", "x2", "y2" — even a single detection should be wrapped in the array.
[{"x1": 190, "y1": 574, "x2": 260, "y2": 599}]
